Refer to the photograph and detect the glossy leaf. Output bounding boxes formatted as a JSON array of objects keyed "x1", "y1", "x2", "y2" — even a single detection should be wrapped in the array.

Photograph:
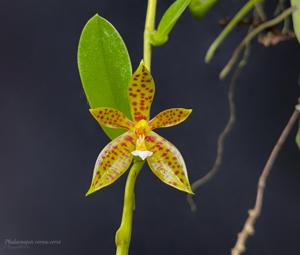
[
  {"x1": 291, "y1": 0, "x2": 300, "y2": 43},
  {"x1": 78, "y1": 14, "x2": 132, "y2": 139},
  {"x1": 189, "y1": 0, "x2": 218, "y2": 20},
  {"x1": 151, "y1": 0, "x2": 191, "y2": 46}
]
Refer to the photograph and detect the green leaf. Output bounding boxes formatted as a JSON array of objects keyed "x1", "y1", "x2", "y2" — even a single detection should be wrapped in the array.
[
  {"x1": 151, "y1": 0, "x2": 191, "y2": 46},
  {"x1": 291, "y1": 0, "x2": 300, "y2": 43},
  {"x1": 189, "y1": 0, "x2": 218, "y2": 20},
  {"x1": 78, "y1": 14, "x2": 132, "y2": 140},
  {"x1": 296, "y1": 121, "x2": 300, "y2": 149}
]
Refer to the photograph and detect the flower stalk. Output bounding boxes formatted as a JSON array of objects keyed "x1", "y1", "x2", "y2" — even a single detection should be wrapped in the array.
[
  {"x1": 144, "y1": 0, "x2": 157, "y2": 70},
  {"x1": 115, "y1": 159, "x2": 145, "y2": 255}
]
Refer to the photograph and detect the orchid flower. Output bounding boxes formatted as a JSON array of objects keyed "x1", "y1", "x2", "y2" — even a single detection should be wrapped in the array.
[{"x1": 86, "y1": 61, "x2": 193, "y2": 195}]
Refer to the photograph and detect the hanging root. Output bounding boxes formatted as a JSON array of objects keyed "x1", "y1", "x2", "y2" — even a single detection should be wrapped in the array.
[
  {"x1": 231, "y1": 99, "x2": 300, "y2": 255},
  {"x1": 187, "y1": 44, "x2": 251, "y2": 211}
]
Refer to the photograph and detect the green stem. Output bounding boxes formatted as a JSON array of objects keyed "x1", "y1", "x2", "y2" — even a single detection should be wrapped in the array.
[
  {"x1": 115, "y1": 159, "x2": 144, "y2": 255},
  {"x1": 219, "y1": 6, "x2": 296, "y2": 80},
  {"x1": 144, "y1": 0, "x2": 157, "y2": 70},
  {"x1": 254, "y1": 2, "x2": 267, "y2": 21},
  {"x1": 114, "y1": 2, "x2": 157, "y2": 253},
  {"x1": 205, "y1": 0, "x2": 261, "y2": 63}
]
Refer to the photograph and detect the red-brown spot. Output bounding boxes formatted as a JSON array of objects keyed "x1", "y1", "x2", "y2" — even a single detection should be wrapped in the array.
[
  {"x1": 135, "y1": 115, "x2": 144, "y2": 121},
  {"x1": 145, "y1": 136, "x2": 156, "y2": 142}
]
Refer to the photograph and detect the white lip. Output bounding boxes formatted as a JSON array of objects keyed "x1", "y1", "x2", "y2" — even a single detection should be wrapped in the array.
[{"x1": 131, "y1": 150, "x2": 153, "y2": 160}]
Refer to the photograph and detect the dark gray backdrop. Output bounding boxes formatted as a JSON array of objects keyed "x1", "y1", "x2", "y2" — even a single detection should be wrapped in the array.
[{"x1": 0, "y1": 0, "x2": 300, "y2": 254}]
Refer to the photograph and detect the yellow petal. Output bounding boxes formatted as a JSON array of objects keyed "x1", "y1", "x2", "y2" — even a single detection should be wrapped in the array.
[
  {"x1": 149, "y1": 108, "x2": 192, "y2": 129},
  {"x1": 145, "y1": 131, "x2": 193, "y2": 194},
  {"x1": 86, "y1": 131, "x2": 136, "y2": 195},
  {"x1": 90, "y1": 107, "x2": 134, "y2": 129},
  {"x1": 128, "y1": 61, "x2": 155, "y2": 122}
]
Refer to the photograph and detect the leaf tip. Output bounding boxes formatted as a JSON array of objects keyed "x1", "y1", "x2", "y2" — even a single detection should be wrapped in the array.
[{"x1": 92, "y1": 13, "x2": 102, "y2": 19}]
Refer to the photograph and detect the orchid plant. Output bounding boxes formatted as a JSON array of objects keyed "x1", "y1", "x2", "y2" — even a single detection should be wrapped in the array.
[
  {"x1": 77, "y1": 3, "x2": 196, "y2": 252},
  {"x1": 78, "y1": 0, "x2": 300, "y2": 255}
]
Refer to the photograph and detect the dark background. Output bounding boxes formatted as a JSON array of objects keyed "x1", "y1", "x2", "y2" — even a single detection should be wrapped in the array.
[{"x1": 0, "y1": 0, "x2": 300, "y2": 254}]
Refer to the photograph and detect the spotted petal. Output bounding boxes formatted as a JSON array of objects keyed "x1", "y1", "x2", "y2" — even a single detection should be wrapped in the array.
[
  {"x1": 128, "y1": 61, "x2": 155, "y2": 122},
  {"x1": 90, "y1": 107, "x2": 134, "y2": 129},
  {"x1": 145, "y1": 131, "x2": 193, "y2": 194},
  {"x1": 86, "y1": 131, "x2": 136, "y2": 195},
  {"x1": 149, "y1": 108, "x2": 192, "y2": 129}
]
